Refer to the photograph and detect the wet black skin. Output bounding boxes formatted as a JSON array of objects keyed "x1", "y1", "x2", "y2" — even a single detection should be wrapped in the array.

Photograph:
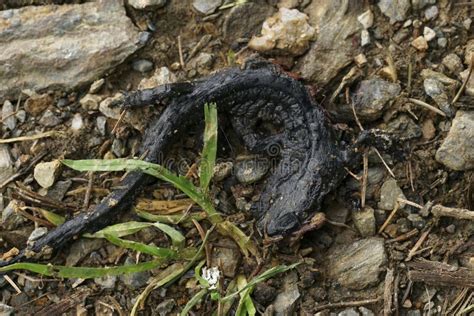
[{"x1": 0, "y1": 62, "x2": 399, "y2": 266}]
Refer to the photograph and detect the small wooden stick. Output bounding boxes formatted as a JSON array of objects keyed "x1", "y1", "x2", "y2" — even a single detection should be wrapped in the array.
[
  {"x1": 313, "y1": 297, "x2": 381, "y2": 312},
  {"x1": 378, "y1": 202, "x2": 400, "y2": 234},
  {"x1": 406, "y1": 226, "x2": 432, "y2": 261},
  {"x1": 361, "y1": 153, "x2": 368, "y2": 208},
  {"x1": 3, "y1": 275, "x2": 22, "y2": 294},
  {"x1": 374, "y1": 147, "x2": 395, "y2": 178},
  {"x1": 408, "y1": 98, "x2": 446, "y2": 117},
  {"x1": 431, "y1": 204, "x2": 474, "y2": 220},
  {"x1": 383, "y1": 268, "x2": 394, "y2": 316},
  {"x1": 452, "y1": 55, "x2": 474, "y2": 104}
]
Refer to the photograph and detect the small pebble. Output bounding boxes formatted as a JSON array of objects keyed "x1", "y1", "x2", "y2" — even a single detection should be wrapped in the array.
[
  {"x1": 423, "y1": 26, "x2": 436, "y2": 41},
  {"x1": 446, "y1": 224, "x2": 456, "y2": 234},
  {"x1": 15, "y1": 110, "x2": 26, "y2": 123},
  {"x1": 411, "y1": 36, "x2": 428, "y2": 51},
  {"x1": 39, "y1": 110, "x2": 61, "y2": 127},
  {"x1": 89, "y1": 78, "x2": 105, "y2": 94},
  {"x1": 71, "y1": 113, "x2": 84, "y2": 131},
  {"x1": 403, "y1": 19, "x2": 412, "y2": 28},
  {"x1": 132, "y1": 59, "x2": 154, "y2": 73},
  {"x1": 463, "y1": 18, "x2": 472, "y2": 30},
  {"x1": 424, "y1": 5, "x2": 439, "y2": 20},
  {"x1": 442, "y1": 53, "x2": 463, "y2": 74},
  {"x1": 34, "y1": 160, "x2": 62, "y2": 188},
  {"x1": 2, "y1": 100, "x2": 16, "y2": 131},
  {"x1": 354, "y1": 53, "x2": 367, "y2": 67},
  {"x1": 96, "y1": 116, "x2": 107, "y2": 136},
  {"x1": 27, "y1": 227, "x2": 48, "y2": 246},
  {"x1": 128, "y1": 0, "x2": 167, "y2": 9},
  {"x1": 357, "y1": 10, "x2": 374, "y2": 29},
  {"x1": 192, "y1": 0, "x2": 222, "y2": 15},
  {"x1": 437, "y1": 37, "x2": 447, "y2": 48},
  {"x1": 361, "y1": 29, "x2": 370, "y2": 47}
]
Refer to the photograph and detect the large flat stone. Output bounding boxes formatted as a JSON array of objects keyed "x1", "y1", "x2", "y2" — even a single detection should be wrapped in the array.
[{"x1": 0, "y1": 0, "x2": 143, "y2": 102}]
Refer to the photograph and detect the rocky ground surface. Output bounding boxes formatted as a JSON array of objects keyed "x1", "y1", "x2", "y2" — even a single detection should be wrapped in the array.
[{"x1": 0, "y1": 0, "x2": 473, "y2": 315}]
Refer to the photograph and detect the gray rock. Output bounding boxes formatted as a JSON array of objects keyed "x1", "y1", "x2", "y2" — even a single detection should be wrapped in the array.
[
  {"x1": 213, "y1": 161, "x2": 233, "y2": 181},
  {"x1": 338, "y1": 308, "x2": 359, "y2": 316},
  {"x1": 112, "y1": 139, "x2": 127, "y2": 158},
  {"x1": 234, "y1": 158, "x2": 270, "y2": 184},
  {"x1": 423, "y1": 78, "x2": 453, "y2": 117},
  {"x1": 272, "y1": 271, "x2": 300, "y2": 316},
  {"x1": 378, "y1": 0, "x2": 411, "y2": 23},
  {"x1": 223, "y1": 2, "x2": 275, "y2": 43},
  {"x1": 296, "y1": 0, "x2": 362, "y2": 85},
  {"x1": 442, "y1": 53, "x2": 463, "y2": 75},
  {"x1": 352, "y1": 207, "x2": 376, "y2": 237},
  {"x1": 0, "y1": 1, "x2": 143, "y2": 103},
  {"x1": 326, "y1": 237, "x2": 387, "y2": 289},
  {"x1": 99, "y1": 94, "x2": 123, "y2": 119},
  {"x1": 346, "y1": 167, "x2": 386, "y2": 198},
  {"x1": 0, "y1": 303, "x2": 14, "y2": 316},
  {"x1": 128, "y1": 0, "x2": 167, "y2": 9},
  {"x1": 15, "y1": 110, "x2": 26, "y2": 123},
  {"x1": 96, "y1": 116, "x2": 107, "y2": 136},
  {"x1": 424, "y1": 5, "x2": 438, "y2": 20},
  {"x1": 155, "y1": 299, "x2": 176, "y2": 316},
  {"x1": 94, "y1": 275, "x2": 117, "y2": 289},
  {"x1": 437, "y1": 37, "x2": 447, "y2": 48},
  {"x1": 407, "y1": 213, "x2": 426, "y2": 229},
  {"x1": 132, "y1": 59, "x2": 154, "y2": 73},
  {"x1": 66, "y1": 238, "x2": 105, "y2": 266},
  {"x1": 350, "y1": 78, "x2": 401, "y2": 122},
  {"x1": 249, "y1": 8, "x2": 315, "y2": 56},
  {"x1": 192, "y1": 0, "x2": 222, "y2": 15},
  {"x1": 34, "y1": 160, "x2": 62, "y2": 189},
  {"x1": 359, "y1": 307, "x2": 375, "y2": 316},
  {"x1": 27, "y1": 227, "x2": 48, "y2": 246},
  {"x1": 120, "y1": 257, "x2": 150, "y2": 289},
  {"x1": 0, "y1": 144, "x2": 13, "y2": 184},
  {"x1": 436, "y1": 110, "x2": 474, "y2": 170},
  {"x1": 2, "y1": 200, "x2": 27, "y2": 230},
  {"x1": 39, "y1": 109, "x2": 61, "y2": 127},
  {"x1": 378, "y1": 178, "x2": 406, "y2": 210},
  {"x1": 386, "y1": 114, "x2": 422, "y2": 140},
  {"x1": 406, "y1": 310, "x2": 421, "y2": 316},
  {"x1": 412, "y1": 0, "x2": 436, "y2": 9},
  {"x1": 2, "y1": 100, "x2": 16, "y2": 131},
  {"x1": 211, "y1": 239, "x2": 241, "y2": 278},
  {"x1": 190, "y1": 52, "x2": 214, "y2": 73},
  {"x1": 46, "y1": 179, "x2": 72, "y2": 201}
]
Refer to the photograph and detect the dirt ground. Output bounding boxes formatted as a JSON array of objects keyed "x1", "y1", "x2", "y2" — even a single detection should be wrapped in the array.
[{"x1": 0, "y1": 0, "x2": 473, "y2": 315}]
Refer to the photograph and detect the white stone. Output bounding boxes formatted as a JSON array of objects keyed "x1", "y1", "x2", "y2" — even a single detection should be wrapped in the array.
[
  {"x1": 2, "y1": 100, "x2": 16, "y2": 131},
  {"x1": 34, "y1": 160, "x2": 62, "y2": 188},
  {"x1": 403, "y1": 19, "x2": 412, "y2": 28},
  {"x1": 423, "y1": 26, "x2": 436, "y2": 41},
  {"x1": 71, "y1": 113, "x2": 84, "y2": 131},
  {"x1": 128, "y1": 0, "x2": 166, "y2": 9},
  {"x1": 249, "y1": 8, "x2": 315, "y2": 56},
  {"x1": 357, "y1": 10, "x2": 374, "y2": 29},
  {"x1": 424, "y1": 5, "x2": 439, "y2": 20},
  {"x1": 361, "y1": 29, "x2": 370, "y2": 47}
]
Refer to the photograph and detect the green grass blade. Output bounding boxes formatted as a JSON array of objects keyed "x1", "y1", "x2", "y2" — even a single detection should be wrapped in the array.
[
  {"x1": 104, "y1": 233, "x2": 177, "y2": 258},
  {"x1": 235, "y1": 275, "x2": 256, "y2": 316},
  {"x1": 200, "y1": 102, "x2": 218, "y2": 192},
  {"x1": 0, "y1": 260, "x2": 164, "y2": 279},
  {"x1": 221, "y1": 263, "x2": 300, "y2": 302},
  {"x1": 62, "y1": 159, "x2": 222, "y2": 222},
  {"x1": 152, "y1": 222, "x2": 185, "y2": 249},
  {"x1": 131, "y1": 263, "x2": 187, "y2": 316},
  {"x1": 84, "y1": 221, "x2": 153, "y2": 238},
  {"x1": 180, "y1": 288, "x2": 208, "y2": 316},
  {"x1": 135, "y1": 209, "x2": 207, "y2": 226},
  {"x1": 131, "y1": 226, "x2": 214, "y2": 316},
  {"x1": 217, "y1": 221, "x2": 259, "y2": 259},
  {"x1": 36, "y1": 208, "x2": 65, "y2": 226}
]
